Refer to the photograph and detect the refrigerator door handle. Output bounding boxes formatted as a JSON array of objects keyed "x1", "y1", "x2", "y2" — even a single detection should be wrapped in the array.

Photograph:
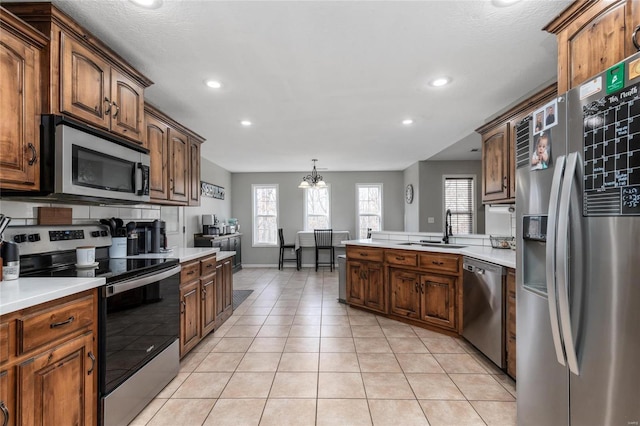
[
  {"x1": 556, "y1": 152, "x2": 580, "y2": 375},
  {"x1": 546, "y1": 154, "x2": 567, "y2": 366}
]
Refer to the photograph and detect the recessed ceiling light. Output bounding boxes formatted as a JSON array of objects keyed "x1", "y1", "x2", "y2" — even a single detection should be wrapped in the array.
[
  {"x1": 241, "y1": 120, "x2": 252, "y2": 127},
  {"x1": 492, "y1": 0, "x2": 522, "y2": 7},
  {"x1": 205, "y1": 80, "x2": 222, "y2": 89},
  {"x1": 430, "y1": 77, "x2": 450, "y2": 87},
  {"x1": 129, "y1": 0, "x2": 162, "y2": 9},
  {"x1": 402, "y1": 119, "x2": 414, "y2": 125}
]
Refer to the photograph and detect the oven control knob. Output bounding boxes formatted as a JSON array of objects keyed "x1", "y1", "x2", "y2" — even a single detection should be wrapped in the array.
[
  {"x1": 14, "y1": 234, "x2": 27, "y2": 243},
  {"x1": 91, "y1": 231, "x2": 101, "y2": 238},
  {"x1": 28, "y1": 233, "x2": 41, "y2": 242},
  {"x1": 100, "y1": 230, "x2": 108, "y2": 237}
]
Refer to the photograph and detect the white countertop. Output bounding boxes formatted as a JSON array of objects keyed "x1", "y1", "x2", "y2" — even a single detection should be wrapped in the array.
[
  {"x1": 0, "y1": 277, "x2": 106, "y2": 316},
  {"x1": 116, "y1": 247, "x2": 221, "y2": 263},
  {"x1": 343, "y1": 239, "x2": 516, "y2": 269},
  {"x1": 0, "y1": 248, "x2": 237, "y2": 317}
]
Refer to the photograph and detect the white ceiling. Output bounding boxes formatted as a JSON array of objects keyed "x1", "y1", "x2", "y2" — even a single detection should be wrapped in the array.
[{"x1": 12, "y1": 0, "x2": 572, "y2": 172}]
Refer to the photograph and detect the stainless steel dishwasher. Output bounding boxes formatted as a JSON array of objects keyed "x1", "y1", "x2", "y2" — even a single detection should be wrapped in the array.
[{"x1": 462, "y1": 257, "x2": 505, "y2": 368}]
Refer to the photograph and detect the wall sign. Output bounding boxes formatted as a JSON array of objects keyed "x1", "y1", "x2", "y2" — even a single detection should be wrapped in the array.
[{"x1": 201, "y1": 181, "x2": 225, "y2": 199}]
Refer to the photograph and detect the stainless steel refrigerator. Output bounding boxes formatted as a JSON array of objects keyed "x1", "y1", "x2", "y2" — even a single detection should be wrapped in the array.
[{"x1": 517, "y1": 51, "x2": 640, "y2": 425}]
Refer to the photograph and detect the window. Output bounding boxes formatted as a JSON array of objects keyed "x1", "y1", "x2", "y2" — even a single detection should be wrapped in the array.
[
  {"x1": 252, "y1": 184, "x2": 278, "y2": 246},
  {"x1": 304, "y1": 186, "x2": 330, "y2": 230},
  {"x1": 443, "y1": 176, "x2": 475, "y2": 234},
  {"x1": 356, "y1": 184, "x2": 382, "y2": 239}
]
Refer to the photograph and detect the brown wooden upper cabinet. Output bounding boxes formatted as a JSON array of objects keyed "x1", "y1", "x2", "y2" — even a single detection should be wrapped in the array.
[
  {"x1": 0, "y1": 8, "x2": 47, "y2": 191},
  {"x1": 5, "y1": 2, "x2": 153, "y2": 146},
  {"x1": 145, "y1": 103, "x2": 205, "y2": 206},
  {"x1": 476, "y1": 84, "x2": 557, "y2": 204},
  {"x1": 545, "y1": 0, "x2": 640, "y2": 94}
]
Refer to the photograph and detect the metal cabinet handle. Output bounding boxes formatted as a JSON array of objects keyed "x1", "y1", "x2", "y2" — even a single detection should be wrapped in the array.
[
  {"x1": 420, "y1": 283, "x2": 425, "y2": 294},
  {"x1": 431, "y1": 261, "x2": 444, "y2": 266},
  {"x1": 27, "y1": 143, "x2": 37, "y2": 165},
  {"x1": 50, "y1": 316, "x2": 75, "y2": 328},
  {"x1": 633, "y1": 25, "x2": 640, "y2": 51},
  {"x1": 503, "y1": 176, "x2": 507, "y2": 189},
  {"x1": 414, "y1": 282, "x2": 419, "y2": 292},
  {"x1": 112, "y1": 101, "x2": 119, "y2": 118},
  {"x1": 0, "y1": 400, "x2": 8, "y2": 426},
  {"x1": 87, "y1": 351, "x2": 95, "y2": 375},
  {"x1": 360, "y1": 252, "x2": 368, "y2": 257},
  {"x1": 104, "y1": 97, "x2": 111, "y2": 114},
  {"x1": 187, "y1": 270, "x2": 196, "y2": 275},
  {"x1": 395, "y1": 256, "x2": 405, "y2": 261}
]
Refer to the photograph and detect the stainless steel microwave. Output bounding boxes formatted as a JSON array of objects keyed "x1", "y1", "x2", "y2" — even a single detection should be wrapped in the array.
[{"x1": 3, "y1": 115, "x2": 150, "y2": 204}]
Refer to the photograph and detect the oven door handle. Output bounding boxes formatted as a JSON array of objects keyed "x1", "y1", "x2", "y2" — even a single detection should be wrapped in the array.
[{"x1": 104, "y1": 265, "x2": 181, "y2": 297}]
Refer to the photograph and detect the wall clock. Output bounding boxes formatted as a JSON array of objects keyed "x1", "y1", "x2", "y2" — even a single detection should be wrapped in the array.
[{"x1": 405, "y1": 184, "x2": 414, "y2": 204}]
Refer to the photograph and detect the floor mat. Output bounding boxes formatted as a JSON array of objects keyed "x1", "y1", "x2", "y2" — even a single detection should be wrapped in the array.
[{"x1": 233, "y1": 290, "x2": 253, "y2": 309}]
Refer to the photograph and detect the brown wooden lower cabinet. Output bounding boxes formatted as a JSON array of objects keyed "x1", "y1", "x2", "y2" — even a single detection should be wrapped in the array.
[
  {"x1": 506, "y1": 267, "x2": 516, "y2": 379},
  {"x1": 179, "y1": 254, "x2": 234, "y2": 358},
  {"x1": 347, "y1": 247, "x2": 461, "y2": 334},
  {"x1": 0, "y1": 289, "x2": 98, "y2": 426},
  {"x1": 18, "y1": 332, "x2": 95, "y2": 426},
  {"x1": 346, "y1": 256, "x2": 386, "y2": 314}
]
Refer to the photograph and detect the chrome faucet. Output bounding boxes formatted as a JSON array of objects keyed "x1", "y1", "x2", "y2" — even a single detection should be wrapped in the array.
[{"x1": 443, "y1": 209, "x2": 452, "y2": 244}]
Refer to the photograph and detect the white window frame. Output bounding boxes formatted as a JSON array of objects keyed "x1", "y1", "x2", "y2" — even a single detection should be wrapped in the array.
[
  {"x1": 356, "y1": 183, "x2": 383, "y2": 239},
  {"x1": 252, "y1": 184, "x2": 279, "y2": 247},
  {"x1": 442, "y1": 175, "x2": 476, "y2": 234},
  {"x1": 303, "y1": 185, "x2": 331, "y2": 231}
]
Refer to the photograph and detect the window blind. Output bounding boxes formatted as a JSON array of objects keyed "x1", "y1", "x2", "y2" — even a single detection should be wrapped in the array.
[{"x1": 444, "y1": 177, "x2": 474, "y2": 234}]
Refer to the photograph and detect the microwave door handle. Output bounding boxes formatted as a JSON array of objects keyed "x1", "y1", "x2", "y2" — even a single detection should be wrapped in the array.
[
  {"x1": 556, "y1": 152, "x2": 580, "y2": 376},
  {"x1": 546, "y1": 154, "x2": 567, "y2": 366},
  {"x1": 137, "y1": 163, "x2": 150, "y2": 196}
]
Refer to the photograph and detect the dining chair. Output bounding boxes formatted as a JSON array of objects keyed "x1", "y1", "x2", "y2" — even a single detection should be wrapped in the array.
[
  {"x1": 366, "y1": 228, "x2": 372, "y2": 238},
  {"x1": 313, "y1": 229, "x2": 334, "y2": 271},
  {"x1": 278, "y1": 228, "x2": 300, "y2": 270}
]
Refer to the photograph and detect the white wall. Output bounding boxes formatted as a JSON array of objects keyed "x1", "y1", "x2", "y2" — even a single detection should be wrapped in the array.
[
  {"x1": 231, "y1": 171, "x2": 404, "y2": 266},
  {"x1": 183, "y1": 158, "x2": 232, "y2": 247},
  {"x1": 403, "y1": 162, "x2": 420, "y2": 232}
]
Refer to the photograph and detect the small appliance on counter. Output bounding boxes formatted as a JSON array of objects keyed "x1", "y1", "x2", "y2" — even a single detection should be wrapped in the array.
[
  {"x1": 135, "y1": 220, "x2": 167, "y2": 253},
  {"x1": 202, "y1": 214, "x2": 219, "y2": 235}
]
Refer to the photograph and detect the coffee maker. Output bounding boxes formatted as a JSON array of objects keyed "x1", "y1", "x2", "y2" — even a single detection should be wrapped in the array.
[
  {"x1": 135, "y1": 220, "x2": 167, "y2": 253},
  {"x1": 202, "y1": 214, "x2": 219, "y2": 235}
]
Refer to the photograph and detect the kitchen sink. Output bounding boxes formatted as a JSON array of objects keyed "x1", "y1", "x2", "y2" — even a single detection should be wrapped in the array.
[{"x1": 399, "y1": 242, "x2": 467, "y2": 249}]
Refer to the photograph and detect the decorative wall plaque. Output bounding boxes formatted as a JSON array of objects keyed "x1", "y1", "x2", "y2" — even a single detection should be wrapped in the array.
[{"x1": 201, "y1": 181, "x2": 225, "y2": 200}]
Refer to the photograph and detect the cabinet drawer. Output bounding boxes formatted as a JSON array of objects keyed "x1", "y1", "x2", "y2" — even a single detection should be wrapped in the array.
[
  {"x1": 200, "y1": 255, "x2": 217, "y2": 276},
  {"x1": 181, "y1": 261, "x2": 200, "y2": 283},
  {"x1": 17, "y1": 295, "x2": 93, "y2": 355},
  {"x1": 419, "y1": 253, "x2": 460, "y2": 274},
  {"x1": 346, "y1": 246, "x2": 383, "y2": 262},
  {"x1": 384, "y1": 250, "x2": 417, "y2": 267}
]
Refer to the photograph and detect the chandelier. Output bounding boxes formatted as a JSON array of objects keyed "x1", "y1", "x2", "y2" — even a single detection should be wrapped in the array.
[{"x1": 298, "y1": 159, "x2": 327, "y2": 188}]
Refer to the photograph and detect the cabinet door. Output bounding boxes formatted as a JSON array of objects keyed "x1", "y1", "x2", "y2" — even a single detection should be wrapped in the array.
[
  {"x1": 481, "y1": 123, "x2": 509, "y2": 203},
  {"x1": 346, "y1": 261, "x2": 365, "y2": 307},
  {"x1": 146, "y1": 113, "x2": 169, "y2": 200},
  {"x1": 223, "y1": 260, "x2": 233, "y2": 313},
  {"x1": 215, "y1": 263, "x2": 224, "y2": 318},
  {"x1": 420, "y1": 274, "x2": 456, "y2": 330},
  {"x1": 168, "y1": 127, "x2": 189, "y2": 203},
  {"x1": 200, "y1": 274, "x2": 216, "y2": 337},
  {"x1": 0, "y1": 28, "x2": 40, "y2": 190},
  {"x1": 180, "y1": 280, "x2": 200, "y2": 356},
  {"x1": 110, "y1": 68, "x2": 144, "y2": 144},
  {"x1": 363, "y1": 263, "x2": 386, "y2": 313},
  {"x1": 188, "y1": 140, "x2": 201, "y2": 206},
  {"x1": 17, "y1": 332, "x2": 95, "y2": 426},
  {"x1": 59, "y1": 32, "x2": 111, "y2": 130},
  {"x1": 389, "y1": 269, "x2": 421, "y2": 319},
  {"x1": 506, "y1": 268, "x2": 516, "y2": 379},
  {"x1": 0, "y1": 368, "x2": 14, "y2": 426}
]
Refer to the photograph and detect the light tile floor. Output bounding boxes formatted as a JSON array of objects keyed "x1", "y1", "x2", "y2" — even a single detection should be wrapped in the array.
[{"x1": 130, "y1": 267, "x2": 516, "y2": 426}]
